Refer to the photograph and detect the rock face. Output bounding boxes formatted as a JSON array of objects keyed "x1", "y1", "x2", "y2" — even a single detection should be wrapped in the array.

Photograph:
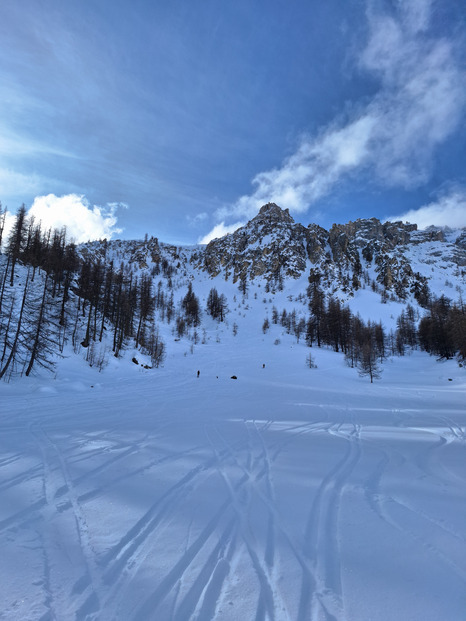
[
  {"x1": 202, "y1": 203, "x2": 311, "y2": 283},
  {"x1": 198, "y1": 203, "x2": 465, "y2": 301},
  {"x1": 321, "y1": 219, "x2": 423, "y2": 297},
  {"x1": 79, "y1": 236, "x2": 182, "y2": 270},
  {"x1": 454, "y1": 232, "x2": 466, "y2": 266}
]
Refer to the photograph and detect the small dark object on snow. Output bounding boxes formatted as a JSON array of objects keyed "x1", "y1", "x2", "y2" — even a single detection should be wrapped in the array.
[
  {"x1": 231, "y1": 375, "x2": 237, "y2": 380},
  {"x1": 448, "y1": 378, "x2": 453, "y2": 381},
  {"x1": 132, "y1": 357, "x2": 139, "y2": 365},
  {"x1": 262, "y1": 363, "x2": 265, "y2": 368},
  {"x1": 197, "y1": 370, "x2": 200, "y2": 378}
]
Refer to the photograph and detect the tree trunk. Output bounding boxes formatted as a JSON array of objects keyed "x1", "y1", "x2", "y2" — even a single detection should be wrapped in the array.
[
  {"x1": 0, "y1": 270, "x2": 29, "y2": 380},
  {"x1": 25, "y1": 275, "x2": 48, "y2": 377}
]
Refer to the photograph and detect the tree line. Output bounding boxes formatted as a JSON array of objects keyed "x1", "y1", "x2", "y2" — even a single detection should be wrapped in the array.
[
  {"x1": 0, "y1": 206, "x2": 167, "y2": 379},
  {"x1": 418, "y1": 295, "x2": 466, "y2": 361},
  {"x1": 0, "y1": 205, "x2": 82, "y2": 379},
  {"x1": 303, "y1": 270, "x2": 465, "y2": 381}
]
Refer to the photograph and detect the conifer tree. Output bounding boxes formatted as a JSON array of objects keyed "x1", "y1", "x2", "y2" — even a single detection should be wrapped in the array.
[
  {"x1": 182, "y1": 282, "x2": 200, "y2": 326},
  {"x1": 6, "y1": 204, "x2": 27, "y2": 286},
  {"x1": 0, "y1": 202, "x2": 7, "y2": 248},
  {"x1": 24, "y1": 274, "x2": 56, "y2": 377},
  {"x1": 0, "y1": 269, "x2": 30, "y2": 380},
  {"x1": 206, "y1": 287, "x2": 228, "y2": 321},
  {"x1": 358, "y1": 325, "x2": 382, "y2": 383}
]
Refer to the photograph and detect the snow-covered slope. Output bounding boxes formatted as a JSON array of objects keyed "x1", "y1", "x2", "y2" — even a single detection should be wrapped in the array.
[
  {"x1": 1, "y1": 317, "x2": 465, "y2": 620},
  {"x1": 1, "y1": 204, "x2": 465, "y2": 620}
]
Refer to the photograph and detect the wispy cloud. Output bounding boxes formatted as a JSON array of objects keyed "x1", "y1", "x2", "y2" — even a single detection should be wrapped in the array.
[
  {"x1": 219, "y1": 0, "x2": 466, "y2": 223},
  {"x1": 0, "y1": 167, "x2": 49, "y2": 197},
  {"x1": 388, "y1": 188, "x2": 466, "y2": 229},
  {"x1": 198, "y1": 221, "x2": 245, "y2": 245},
  {"x1": 0, "y1": 125, "x2": 75, "y2": 159},
  {"x1": 187, "y1": 212, "x2": 208, "y2": 227},
  {"x1": 3, "y1": 194, "x2": 125, "y2": 244}
]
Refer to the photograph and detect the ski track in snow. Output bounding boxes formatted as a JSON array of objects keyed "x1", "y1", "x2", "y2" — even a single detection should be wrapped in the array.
[{"x1": 1, "y1": 370, "x2": 466, "y2": 621}]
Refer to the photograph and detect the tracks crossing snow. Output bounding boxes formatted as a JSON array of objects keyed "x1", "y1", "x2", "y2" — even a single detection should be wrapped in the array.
[{"x1": 1, "y1": 392, "x2": 465, "y2": 620}]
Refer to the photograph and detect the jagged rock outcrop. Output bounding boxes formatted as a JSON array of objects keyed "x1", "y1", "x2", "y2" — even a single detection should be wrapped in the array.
[
  {"x1": 411, "y1": 227, "x2": 446, "y2": 244},
  {"x1": 199, "y1": 204, "x2": 465, "y2": 301},
  {"x1": 454, "y1": 232, "x2": 466, "y2": 266},
  {"x1": 77, "y1": 237, "x2": 183, "y2": 275},
  {"x1": 306, "y1": 224, "x2": 328, "y2": 263},
  {"x1": 326, "y1": 219, "x2": 417, "y2": 266},
  {"x1": 202, "y1": 203, "x2": 311, "y2": 283}
]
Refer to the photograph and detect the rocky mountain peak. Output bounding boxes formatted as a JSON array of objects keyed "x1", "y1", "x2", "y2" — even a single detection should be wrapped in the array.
[
  {"x1": 201, "y1": 203, "x2": 308, "y2": 283},
  {"x1": 255, "y1": 202, "x2": 294, "y2": 224}
]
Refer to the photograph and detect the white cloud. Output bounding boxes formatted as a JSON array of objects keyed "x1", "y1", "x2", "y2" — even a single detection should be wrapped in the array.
[
  {"x1": 220, "y1": 0, "x2": 466, "y2": 223},
  {"x1": 30, "y1": 194, "x2": 124, "y2": 243},
  {"x1": 198, "y1": 221, "x2": 245, "y2": 245},
  {"x1": 388, "y1": 190, "x2": 466, "y2": 229},
  {"x1": 3, "y1": 194, "x2": 124, "y2": 244}
]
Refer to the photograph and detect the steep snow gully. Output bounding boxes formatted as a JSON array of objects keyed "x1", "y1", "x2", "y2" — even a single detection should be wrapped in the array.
[{"x1": 1, "y1": 348, "x2": 465, "y2": 621}]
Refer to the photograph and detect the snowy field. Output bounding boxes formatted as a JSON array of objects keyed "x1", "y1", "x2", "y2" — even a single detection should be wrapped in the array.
[{"x1": 1, "y1": 333, "x2": 466, "y2": 620}]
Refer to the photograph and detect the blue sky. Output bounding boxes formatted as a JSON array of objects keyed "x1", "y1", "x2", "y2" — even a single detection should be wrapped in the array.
[{"x1": 1, "y1": 0, "x2": 465, "y2": 244}]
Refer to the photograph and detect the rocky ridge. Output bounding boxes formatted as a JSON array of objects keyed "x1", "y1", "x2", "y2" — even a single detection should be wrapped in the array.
[
  {"x1": 199, "y1": 204, "x2": 465, "y2": 303},
  {"x1": 79, "y1": 203, "x2": 465, "y2": 305}
]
